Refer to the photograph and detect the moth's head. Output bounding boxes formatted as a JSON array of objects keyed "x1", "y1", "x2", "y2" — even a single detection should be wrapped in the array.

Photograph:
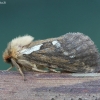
[{"x1": 3, "y1": 35, "x2": 34, "y2": 63}]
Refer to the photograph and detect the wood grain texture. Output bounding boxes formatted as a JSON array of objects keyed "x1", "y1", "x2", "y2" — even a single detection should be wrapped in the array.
[{"x1": 0, "y1": 71, "x2": 100, "y2": 100}]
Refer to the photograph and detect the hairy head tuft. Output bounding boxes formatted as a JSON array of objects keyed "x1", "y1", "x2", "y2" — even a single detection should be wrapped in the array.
[
  {"x1": 3, "y1": 35, "x2": 34, "y2": 62},
  {"x1": 11, "y1": 35, "x2": 34, "y2": 48}
]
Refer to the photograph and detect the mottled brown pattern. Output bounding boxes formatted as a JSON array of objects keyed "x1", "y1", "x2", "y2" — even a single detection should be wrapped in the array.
[{"x1": 18, "y1": 33, "x2": 100, "y2": 73}]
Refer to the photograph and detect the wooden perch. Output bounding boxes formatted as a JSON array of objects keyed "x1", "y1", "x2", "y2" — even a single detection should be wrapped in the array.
[{"x1": 0, "y1": 71, "x2": 100, "y2": 100}]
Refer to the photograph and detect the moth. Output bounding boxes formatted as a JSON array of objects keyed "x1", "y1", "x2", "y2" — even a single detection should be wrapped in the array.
[{"x1": 3, "y1": 32, "x2": 100, "y2": 79}]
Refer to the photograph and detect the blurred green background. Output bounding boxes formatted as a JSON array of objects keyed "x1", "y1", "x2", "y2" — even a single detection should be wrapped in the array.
[{"x1": 0, "y1": 0, "x2": 100, "y2": 70}]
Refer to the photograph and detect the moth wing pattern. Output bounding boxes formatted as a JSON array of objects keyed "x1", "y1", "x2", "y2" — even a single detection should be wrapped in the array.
[{"x1": 17, "y1": 33, "x2": 100, "y2": 73}]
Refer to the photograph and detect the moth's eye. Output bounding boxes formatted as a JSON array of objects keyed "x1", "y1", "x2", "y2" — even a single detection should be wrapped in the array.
[{"x1": 6, "y1": 57, "x2": 11, "y2": 63}]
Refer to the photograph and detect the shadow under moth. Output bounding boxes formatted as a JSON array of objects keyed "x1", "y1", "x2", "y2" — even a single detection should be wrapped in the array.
[{"x1": 3, "y1": 32, "x2": 100, "y2": 79}]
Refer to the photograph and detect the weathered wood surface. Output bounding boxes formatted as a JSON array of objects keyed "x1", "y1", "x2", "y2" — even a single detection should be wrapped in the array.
[{"x1": 0, "y1": 71, "x2": 100, "y2": 100}]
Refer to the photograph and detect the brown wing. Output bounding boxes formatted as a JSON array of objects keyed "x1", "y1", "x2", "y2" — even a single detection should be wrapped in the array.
[{"x1": 18, "y1": 33, "x2": 100, "y2": 73}]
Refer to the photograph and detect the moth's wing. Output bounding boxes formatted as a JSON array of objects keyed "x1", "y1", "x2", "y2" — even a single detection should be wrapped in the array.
[
  {"x1": 60, "y1": 33, "x2": 100, "y2": 72},
  {"x1": 19, "y1": 33, "x2": 100, "y2": 73}
]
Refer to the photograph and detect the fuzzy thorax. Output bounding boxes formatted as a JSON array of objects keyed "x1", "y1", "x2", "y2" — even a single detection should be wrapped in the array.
[{"x1": 3, "y1": 35, "x2": 34, "y2": 62}]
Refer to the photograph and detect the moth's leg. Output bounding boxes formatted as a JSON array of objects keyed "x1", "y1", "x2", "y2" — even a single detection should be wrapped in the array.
[
  {"x1": 49, "y1": 65, "x2": 60, "y2": 73},
  {"x1": 11, "y1": 58, "x2": 25, "y2": 80},
  {"x1": 32, "y1": 64, "x2": 48, "y2": 72},
  {"x1": 6, "y1": 63, "x2": 14, "y2": 71},
  {"x1": 17, "y1": 59, "x2": 48, "y2": 72},
  {"x1": 6, "y1": 66, "x2": 13, "y2": 71},
  {"x1": 49, "y1": 69, "x2": 60, "y2": 73}
]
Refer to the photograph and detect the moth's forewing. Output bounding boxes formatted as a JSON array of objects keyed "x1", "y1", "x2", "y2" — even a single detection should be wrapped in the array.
[{"x1": 18, "y1": 33, "x2": 100, "y2": 73}]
